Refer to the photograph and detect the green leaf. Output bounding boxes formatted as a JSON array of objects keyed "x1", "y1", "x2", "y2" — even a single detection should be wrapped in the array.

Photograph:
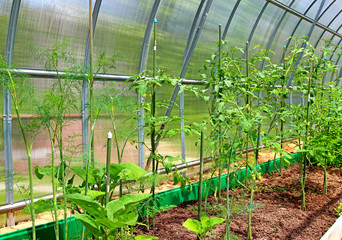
[
  {"x1": 118, "y1": 162, "x2": 147, "y2": 181},
  {"x1": 80, "y1": 189, "x2": 106, "y2": 199},
  {"x1": 183, "y1": 218, "x2": 202, "y2": 234},
  {"x1": 173, "y1": 172, "x2": 180, "y2": 185},
  {"x1": 203, "y1": 216, "x2": 225, "y2": 233},
  {"x1": 280, "y1": 156, "x2": 291, "y2": 170},
  {"x1": 69, "y1": 166, "x2": 95, "y2": 185},
  {"x1": 113, "y1": 211, "x2": 138, "y2": 226},
  {"x1": 96, "y1": 218, "x2": 122, "y2": 230},
  {"x1": 64, "y1": 194, "x2": 106, "y2": 219},
  {"x1": 34, "y1": 165, "x2": 52, "y2": 179},
  {"x1": 24, "y1": 199, "x2": 61, "y2": 215},
  {"x1": 73, "y1": 214, "x2": 101, "y2": 237},
  {"x1": 106, "y1": 193, "x2": 151, "y2": 220}
]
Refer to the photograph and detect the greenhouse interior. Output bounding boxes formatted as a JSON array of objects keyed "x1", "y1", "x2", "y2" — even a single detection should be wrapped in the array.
[{"x1": 1, "y1": 0, "x2": 342, "y2": 239}]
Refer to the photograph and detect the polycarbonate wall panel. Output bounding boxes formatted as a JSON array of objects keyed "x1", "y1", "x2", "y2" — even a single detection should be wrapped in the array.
[
  {"x1": 326, "y1": 14, "x2": 342, "y2": 33},
  {"x1": 91, "y1": 81, "x2": 138, "y2": 165},
  {"x1": 225, "y1": 0, "x2": 265, "y2": 47},
  {"x1": 305, "y1": 0, "x2": 326, "y2": 19},
  {"x1": 309, "y1": 27, "x2": 327, "y2": 49},
  {"x1": 318, "y1": 2, "x2": 342, "y2": 26},
  {"x1": 13, "y1": 0, "x2": 89, "y2": 69},
  {"x1": 184, "y1": 85, "x2": 209, "y2": 161},
  {"x1": 9, "y1": 77, "x2": 82, "y2": 203},
  {"x1": 0, "y1": 0, "x2": 12, "y2": 56},
  {"x1": 186, "y1": 0, "x2": 237, "y2": 79},
  {"x1": 251, "y1": 4, "x2": 285, "y2": 50},
  {"x1": 145, "y1": 0, "x2": 199, "y2": 76},
  {"x1": 94, "y1": 0, "x2": 154, "y2": 75},
  {"x1": 148, "y1": 84, "x2": 182, "y2": 167}
]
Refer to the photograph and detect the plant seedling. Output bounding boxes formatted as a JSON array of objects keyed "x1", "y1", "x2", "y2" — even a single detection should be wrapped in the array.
[{"x1": 183, "y1": 215, "x2": 225, "y2": 240}]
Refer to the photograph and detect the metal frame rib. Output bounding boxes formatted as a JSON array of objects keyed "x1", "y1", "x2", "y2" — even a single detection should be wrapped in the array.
[
  {"x1": 3, "y1": 0, "x2": 21, "y2": 227},
  {"x1": 137, "y1": 0, "x2": 162, "y2": 169}
]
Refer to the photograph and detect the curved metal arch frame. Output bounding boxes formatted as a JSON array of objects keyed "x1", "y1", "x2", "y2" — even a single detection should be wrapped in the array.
[
  {"x1": 283, "y1": 0, "x2": 317, "y2": 60},
  {"x1": 266, "y1": 0, "x2": 342, "y2": 39},
  {"x1": 4, "y1": 0, "x2": 21, "y2": 227},
  {"x1": 137, "y1": 0, "x2": 162, "y2": 169},
  {"x1": 180, "y1": 0, "x2": 206, "y2": 162},
  {"x1": 149, "y1": 0, "x2": 214, "y2": 170},
  {"x1": 260, "y1": 0, "x2": 296, "y2": 70},
  {"x1": 247, "y1": 1, "x2": 269, "y2": 45},
  {"x1": 222, "y1": 0, "x2": 241, "y2": 41},
  {"x1": 312, "y1": 9, "x2": 342, "y2": 85},
  {"x1": 313, "y1": 9, "x2": 342, "y2": 50},
  {"x1": 82, "y1": 0, "x2": 102, "y2": 166},
  {"x1": 286, "y1": 0, "x2": 327, "y2": 88}
]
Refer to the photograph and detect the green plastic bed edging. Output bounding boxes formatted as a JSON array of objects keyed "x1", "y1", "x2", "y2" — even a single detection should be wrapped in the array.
[{"x1": 0, "y1": 152, "x2": 300, "y2": 240}]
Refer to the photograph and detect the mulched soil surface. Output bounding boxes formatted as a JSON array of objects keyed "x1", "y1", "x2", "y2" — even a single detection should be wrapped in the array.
[{"x1": 135, "y1": 163, "x2": 342, "y2": 239}]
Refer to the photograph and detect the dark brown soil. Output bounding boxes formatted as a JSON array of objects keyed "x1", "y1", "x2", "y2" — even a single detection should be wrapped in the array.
[{"x1": 136, "y1": 163, "x2": 342, "y2": 239}]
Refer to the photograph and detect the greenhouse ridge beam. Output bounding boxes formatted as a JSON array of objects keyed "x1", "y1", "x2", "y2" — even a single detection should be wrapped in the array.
[
  {"x1": 266, "y1": 0, "x2": 342, "y2": 40},
  {"x1": 3, "y1": 0, "x2": 21, "y2": 227}
]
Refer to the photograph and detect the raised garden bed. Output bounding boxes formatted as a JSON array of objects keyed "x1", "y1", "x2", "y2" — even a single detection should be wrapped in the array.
[
  {"x1": 1, "y1": 153, "x2": 341, "y2": 240},
  {"x1": 136, "y1": 161, "x2": 342, "y2": 240}
]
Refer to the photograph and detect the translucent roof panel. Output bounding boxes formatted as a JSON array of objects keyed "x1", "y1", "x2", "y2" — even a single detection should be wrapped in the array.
[
  {"x1": 225, "y1": 0, "x2": 265, "y2": 47},
  {"x1": 305, "y1": 0, "x2": 328, "y2": 19},
  {"x1": 252, "y1": 4, "x2": 287, "y2": 51},
  {"x1": 94, "y1": 0, "x2": 154, "y2": 75},
  {"x1": 318, "y1": 2, "x2": 342, "y2": 26},
  {"x1": 186, "y1": 0, "x2": 238, "y2": 79},
  {"x1": 270, "y1": 14, "x2": 302, "y2": 62},
  {"x1": 145, "y1": 0, "x2": 199, "y2": 77},
  {"x1": 0, "y1": 0, "x2": 12, "y2": 56},
  {"x1": 13, "y1": 0, "x2": 89, "y2": 69}
]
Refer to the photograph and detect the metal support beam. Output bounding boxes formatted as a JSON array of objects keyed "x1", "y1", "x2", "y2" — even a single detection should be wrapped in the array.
[
  {"x1": 266, "y1": 0, "x2": 342, "y2": 39},
  {"x1": 3, "y1": 68, "x2": 205, "y2": 84},
  {"x1": 138, "y1": 0, "x2": 162, "y2": 169},
  {"x1": 82, "y1": 0, "x2": 102, "y2": 166},
  {"x1": 4, "y1": 0, "x2": 21, "y2": 227}
]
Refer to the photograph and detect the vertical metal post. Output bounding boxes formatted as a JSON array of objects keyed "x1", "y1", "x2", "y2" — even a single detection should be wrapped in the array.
[
  {"x1": 4, "y1": 0, "x2": 21, "y2": 227},
  {"x1": 82, "y1": 0, "x2": 102, "y2": 166}
]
